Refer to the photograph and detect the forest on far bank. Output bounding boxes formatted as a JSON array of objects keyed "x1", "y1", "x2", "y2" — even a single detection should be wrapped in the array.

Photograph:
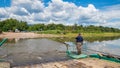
[{"x1": 0, "y1": 18, "x2": 120, "y2": 34}]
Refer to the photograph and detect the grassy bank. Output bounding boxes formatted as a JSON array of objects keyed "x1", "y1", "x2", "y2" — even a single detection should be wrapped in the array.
[
  {"x1": 36, "y1": 31, "x2": 120, "y2": 42},
  {"x1": 48, "y1": 33, "x2": 120, "y2": 42},
  {"x1": 36, "y1": 30, "x2": 120, "y2": 38},
  {"x1": 61, "y1": 32, "x2": 120, "y2": 38}
]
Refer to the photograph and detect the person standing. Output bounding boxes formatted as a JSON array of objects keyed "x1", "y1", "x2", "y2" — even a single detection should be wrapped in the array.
[{"x1": 75, "y1": 33, "x2": 83, "y2": 55}]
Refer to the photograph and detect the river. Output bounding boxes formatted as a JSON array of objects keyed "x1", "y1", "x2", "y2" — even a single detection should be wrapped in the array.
[{"x1": 0, "y1": 37, "x2": 120, "y2": 66}]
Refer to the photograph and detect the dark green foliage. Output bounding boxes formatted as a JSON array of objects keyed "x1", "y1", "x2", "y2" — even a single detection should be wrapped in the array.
[
  {"x1": 0, "y1": 29, "x2": 2, "y2": 34},
  {"x1": 28, "y1": 24, "x2": 46, "y2": 31},
  {"x1": 0, "y1": 18, "x2": 28, "y2": 32},
  {"x1": 0, "y1": 18, "x2": 120, "y2": 33}
]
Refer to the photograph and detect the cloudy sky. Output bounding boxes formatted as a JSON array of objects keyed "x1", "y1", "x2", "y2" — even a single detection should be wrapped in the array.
[{"x1": 0, "y1": 0, "x2": 120, "y2": 28}]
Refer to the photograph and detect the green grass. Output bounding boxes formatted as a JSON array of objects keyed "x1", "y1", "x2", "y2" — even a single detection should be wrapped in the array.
[
  {"x1": 63, "y1": 33, "x2": 120, "y2": 38},
  {"x1": 48, "y1": 33, "x2": 120, "y2": 42},
  {"x1": 36, "y1": 30, "x2": 120, "y2": 38}
]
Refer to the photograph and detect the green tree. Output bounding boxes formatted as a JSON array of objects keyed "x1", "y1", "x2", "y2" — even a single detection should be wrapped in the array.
[
  {"x1": 47, "y1": 23, "x2": 56, "y2": 30},
  {"x1": 17, "y1": 21, "x2": 28, "y2": 31}
]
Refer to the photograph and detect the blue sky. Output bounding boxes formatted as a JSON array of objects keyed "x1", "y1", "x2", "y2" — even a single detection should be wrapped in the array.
[
  {"x1": 64, "y1": 0, "x2": 120, "y2": 8},
  {"x1": 0, "y1": 0, "x2": 120, "y2": 28},
  {"x1": 40, "y1": 0, "x2": 120, "y2": 9},
  {"x1": 0, "y1": 0, "x2": 11, "y2": 7},
  {"x1": 0, "y1": 0, "x2": 120, "y2": 8}
]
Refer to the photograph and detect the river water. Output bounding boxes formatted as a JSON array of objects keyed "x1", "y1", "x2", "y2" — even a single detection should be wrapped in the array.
[{"x1": 0, "y1": 37, "x2": 120, "y2": 66}]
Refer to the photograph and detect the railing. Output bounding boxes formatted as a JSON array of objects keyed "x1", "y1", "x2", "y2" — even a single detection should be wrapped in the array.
[{"x1": 0, "y1": 38, "x2": 7, "y2": 47}]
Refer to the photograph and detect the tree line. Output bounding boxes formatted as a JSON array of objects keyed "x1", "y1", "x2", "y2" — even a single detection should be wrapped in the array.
[{"x1": 0, "y1": 18, "x2": 120, "y2": 34}]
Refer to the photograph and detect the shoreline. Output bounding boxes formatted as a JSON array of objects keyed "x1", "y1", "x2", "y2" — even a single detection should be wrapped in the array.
[
  {"x1": 0, "y1": 58, "x2": 120, "y2": 68},
  {"x1": 0, "y1": 32, "x2": 61, "y2": 39},
  {"x1": 2, "y1": 58, "x2": 119, "y2": 68},
  {"x1": 0, "y1": 32, "x2": 120, "y2": 68},
  {"x1": 0, "y1": 32, "x2": 120, "y2": 39}
]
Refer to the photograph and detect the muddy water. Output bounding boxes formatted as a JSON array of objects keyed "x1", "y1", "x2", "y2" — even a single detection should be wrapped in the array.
[
  {"x1": 0, "y1": 38, "x2": 68, "y2": 66},
  {"x1": 51, "y1": 37, "x2": 120, "y2": 56},
  {"x1": 0, "y1": 38, "x2": 120, "y2": 66}
]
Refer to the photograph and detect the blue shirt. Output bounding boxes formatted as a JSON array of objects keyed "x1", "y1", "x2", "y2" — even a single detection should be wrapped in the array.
[{"x1": 76, "y1": 36, "x2": 83, "y2": 42}]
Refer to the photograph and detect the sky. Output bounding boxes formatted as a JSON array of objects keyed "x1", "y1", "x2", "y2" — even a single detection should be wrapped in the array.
[
  {"x1": 0, "y1": 0, "x2": 11, "y2": 7},
  {"x1": 0, "y1": 0, "x2": 120, "y2": 28}
]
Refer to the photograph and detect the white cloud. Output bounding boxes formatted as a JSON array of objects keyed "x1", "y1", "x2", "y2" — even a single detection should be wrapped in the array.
[
  {"x1": 0, "y1": 0, "x2": 120, "y2": 28},
  {"x1": 97, "y1": 4, "x2": 120, "y2": 28},
  {"x1": 0, "y1": 8, "x2": 8, "y2": 18}
]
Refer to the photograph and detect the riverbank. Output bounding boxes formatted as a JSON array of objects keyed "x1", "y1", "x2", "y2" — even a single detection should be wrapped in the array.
[
  {"x1": 0, "y1": 32, "x2": 120, "y2": 68},
  {"x1": 0, "y1": 32, "x2": 60, "y2": 39},
  {"x1": 0, "y1": 62, "x2": 10, "y2": 68},
  {"x1": 0, "y1": 58, "x2": 120, "y2": 68},
  {"x1": 0, "y1": 32, "x2": 120, "y2": 39},
  {"x1": 63, "y1": 33, "x2": 120, "y2": 37},
  {"x1": 11, "y1": 58, "x2": 120, "y2": 68}
]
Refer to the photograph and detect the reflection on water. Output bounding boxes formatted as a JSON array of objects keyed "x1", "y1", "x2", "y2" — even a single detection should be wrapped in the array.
[
  {"x1": 64, "y1": 39, "x2": 120, "y2": 57},
  {"x1": 50, "y1": 36, "x2": 120, "y2": 57},
  {"x1": 0, "y1": 38, "x2": 68, "y2": 66},
  {"x1": 49, "y1": 36, "x2": 120, "y2": 43},
  {"x1": 0, "y1": 37, "x2": 120, "y2": 66},
  {"x1": 83, "y1": 39, "x2": 120, "y2": 56}
]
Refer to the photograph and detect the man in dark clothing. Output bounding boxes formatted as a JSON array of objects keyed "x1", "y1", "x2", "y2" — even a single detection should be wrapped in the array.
[{"x1": 75, "y1": 33, "x2": 83, "y2": 55}]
